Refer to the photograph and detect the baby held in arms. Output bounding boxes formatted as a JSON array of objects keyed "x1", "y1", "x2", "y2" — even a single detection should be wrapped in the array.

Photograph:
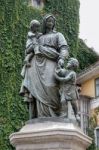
[{"x1": 25, "y1": 20, "x2": 42, "y2": 67}]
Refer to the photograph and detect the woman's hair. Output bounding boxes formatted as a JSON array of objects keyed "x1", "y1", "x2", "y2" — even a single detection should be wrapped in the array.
[{"x1": 42, "y1": 14, "x2": 56, "y2": 34}]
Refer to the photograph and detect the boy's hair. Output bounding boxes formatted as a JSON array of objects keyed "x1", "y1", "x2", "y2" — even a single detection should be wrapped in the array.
[
  {"x1": 69, "y1": 57, "x2": 79, "y2": 68},
  {"x1": 30, "y1": 20, "x2": 40, "y2": 30}
]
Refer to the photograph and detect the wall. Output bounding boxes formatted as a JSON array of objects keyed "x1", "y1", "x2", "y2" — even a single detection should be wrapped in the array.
[
  {"x1": 81, "y1": 75, "x2": 99, "y2": 98},
  {"x1": 81, "y1": 78, "x2": 95, "y2": 97}
]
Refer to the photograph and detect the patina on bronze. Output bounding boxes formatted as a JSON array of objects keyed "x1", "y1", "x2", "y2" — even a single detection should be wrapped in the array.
[
  {"x1": 55, "y1": 57, "x2": 80, "y2": 122},
  {"x1": 20, "y1": 14, "x2": 79, "y2": 121}
]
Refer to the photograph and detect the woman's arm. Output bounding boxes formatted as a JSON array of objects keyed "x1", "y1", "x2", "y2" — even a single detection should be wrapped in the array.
[
  {"x1": 39, "y1": 45, "x2": 59, "y2": 59},
  {"x1": 57, "y1": 33, "x2": 69, "y2": 65},
  {"x1": 59, "y1": 45, "x2": 69, "y2": 60}
]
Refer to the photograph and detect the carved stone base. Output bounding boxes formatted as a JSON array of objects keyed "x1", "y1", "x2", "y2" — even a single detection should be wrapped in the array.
[{"x1": 9, "y1": 118, "x2": 92, "y2": 150}]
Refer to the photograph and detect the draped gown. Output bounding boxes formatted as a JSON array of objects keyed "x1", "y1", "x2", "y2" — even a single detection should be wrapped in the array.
[{"x1": 20, "y1": 31, "x2": 68, "y2": 117}]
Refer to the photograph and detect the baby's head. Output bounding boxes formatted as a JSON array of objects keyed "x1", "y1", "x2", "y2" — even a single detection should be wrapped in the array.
[
  {"x1": 67, "y1": 58, "x2": 79, "y2": 70},
  {"x1": 30, "y1": 20, "x2": 40, "y2": 33}
]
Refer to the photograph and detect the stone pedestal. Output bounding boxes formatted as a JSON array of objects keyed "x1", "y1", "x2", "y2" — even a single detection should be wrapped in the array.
[{"x1": 9, "y1": 118, "x2": 92, "y2": 150}]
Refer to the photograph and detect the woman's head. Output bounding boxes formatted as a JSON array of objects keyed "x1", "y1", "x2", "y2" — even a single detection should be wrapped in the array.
[{"x1": 42, "y1": 14, "x2": 56, "y2": 34}]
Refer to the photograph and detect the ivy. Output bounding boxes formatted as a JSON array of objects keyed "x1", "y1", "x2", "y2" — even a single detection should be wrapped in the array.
[
  {"x1": 0, "y1": 1, "x2": 42, "y2": 149},
  {"x1": 0, "y1": 0, "x2": 98, "y2": 149},
  {"x1": 77, "y1": 39, "x2": 99, "y2": 71}
]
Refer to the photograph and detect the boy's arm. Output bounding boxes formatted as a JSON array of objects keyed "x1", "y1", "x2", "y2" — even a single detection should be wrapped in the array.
[
  {"x1": 55, "y1": 72, "x2": 73, "y2": 82},
  {"x1": 63, "y1": 72, "x2": 73, "y2": 82},
  {"x1": 54, "y1": 71, "x2": 63, "y2": 81},
  {"x1": 54, "y1": 68, "x2": 66, "y2": 81},
  {"x1": 63, "y1": 71, "x2": 76, "y2": 83}
]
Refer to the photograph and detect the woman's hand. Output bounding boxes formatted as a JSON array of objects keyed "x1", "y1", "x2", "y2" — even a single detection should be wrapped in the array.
[{"x1": 58, "y1": 59, "x2": 64, "y2": 68}]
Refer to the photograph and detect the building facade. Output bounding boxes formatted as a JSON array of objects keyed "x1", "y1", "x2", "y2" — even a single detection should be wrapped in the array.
[{"x1": 77, "y1": 61, "x2": 99, "y2": 147}]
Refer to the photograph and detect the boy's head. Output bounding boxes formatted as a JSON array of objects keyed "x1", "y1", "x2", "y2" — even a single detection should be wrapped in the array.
[
  {"x1": 67, "y1": 58, "x2": 79, "y2": 69},
  {"x1": 30, "y1": 20, "x2": 40, "y2": 32}
]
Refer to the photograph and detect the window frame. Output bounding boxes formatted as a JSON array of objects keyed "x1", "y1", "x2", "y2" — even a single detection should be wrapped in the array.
[
  {"x1": 95, "y1": 127, "x2": 99, "y2": 148},
  {"x1": 95, "y1": 78, "x2": 99, "y2": 98}
]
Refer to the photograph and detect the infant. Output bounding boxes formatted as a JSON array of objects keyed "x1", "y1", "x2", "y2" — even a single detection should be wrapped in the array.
[{"x1": 25, "y1": 19, "x2": 42, "y2": 67}]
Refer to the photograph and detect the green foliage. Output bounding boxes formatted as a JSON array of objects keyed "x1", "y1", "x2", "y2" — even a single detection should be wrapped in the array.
[
  {"x1": 0, "y1": 0, "x2": 43, "y2": 149},
  {"x1": 87, "y1": 116, "x2": 96, "y2": 150},
  {"x1": 87, "y1": 107, "x2": 99, "y2": 150},
  {"x1": 77, "y1": 39, "x2": 99, "y2": 71},
  {"x1": 87, "y1": 125, "x2": 96, "y2": 150},
  {"x1": 0, "y1": 0, "x2": 98, "y2": 149}
]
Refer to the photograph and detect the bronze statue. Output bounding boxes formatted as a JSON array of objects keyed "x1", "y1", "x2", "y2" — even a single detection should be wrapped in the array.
[
  {"x1": 21, "y1": 20, "x2": 42, "y2": 78},
  {"x1": 55, "y1": 58, "x2": 80, "y2": 121},
  {"x1": 20, "y1": 14, "x2": 80, "y2": 121},
  {"x1": 25, "y1": 20, "x2": 41, "y2": 67}
]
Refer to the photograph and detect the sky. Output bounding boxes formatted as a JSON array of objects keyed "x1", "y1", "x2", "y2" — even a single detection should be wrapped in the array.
[{"x1": 79, "y1": 0, "x2": 99, "y2": 54}]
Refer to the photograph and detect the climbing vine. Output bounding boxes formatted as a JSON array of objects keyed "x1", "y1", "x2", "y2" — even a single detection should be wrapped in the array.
[
  {"x1": 77, "y1": 39, "x2": 99, "y2": 71},
  {"x1": 0, "y1": 1, "x2": 42, "y2": 149},
  {"x1": 0, "y1": 0, "x2": 98, "y2": 149}
]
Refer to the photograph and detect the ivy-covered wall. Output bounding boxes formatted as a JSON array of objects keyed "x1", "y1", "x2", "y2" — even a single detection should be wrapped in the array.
[
  {"x1": 0, "y1": 0, "x2": 98, "y2": 149},
  {"x1": 0, "y1": 1, "x2": 42, "y2": 149},
  {"x1": 77, "y1": 39, "x2": 99, "y2": 71}
]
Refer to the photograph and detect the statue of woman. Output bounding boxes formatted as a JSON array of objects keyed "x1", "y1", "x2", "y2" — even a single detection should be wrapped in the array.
[{"x1": 20, "y1": 14, "x2": 69, "y2": 119}]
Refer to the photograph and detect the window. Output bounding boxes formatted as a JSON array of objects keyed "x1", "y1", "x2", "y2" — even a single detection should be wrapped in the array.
[
  {"x1": 97, "y1": 129, "x2": 99, "y2": 148},
  {"x1": 95, "y1": 127, "x2": 99, "y2": 148},
  {"x1": 79, "y1": 96, "x2": 90, "y2": 134},
  {"x1": 95, "y1": 78, "x2": 99, "y2": 97}
]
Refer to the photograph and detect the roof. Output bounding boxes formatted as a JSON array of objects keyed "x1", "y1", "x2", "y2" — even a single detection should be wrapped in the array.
[{"x1": 77, "y1": 61, "x2": 99, "y2": 84}]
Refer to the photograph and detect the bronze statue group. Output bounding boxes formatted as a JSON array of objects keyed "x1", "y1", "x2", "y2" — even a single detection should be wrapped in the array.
[{"x1": 20, "y1": 14, "x2": 80, "y2": 122}]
